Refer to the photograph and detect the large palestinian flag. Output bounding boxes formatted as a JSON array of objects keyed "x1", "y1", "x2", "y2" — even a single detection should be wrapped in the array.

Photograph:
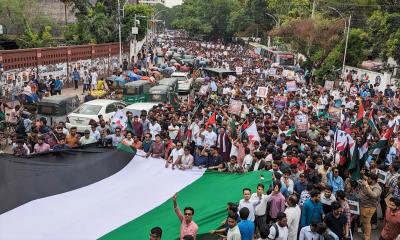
[{"x1": 0, "y1": 149, "x2": 272, "y2": 240}]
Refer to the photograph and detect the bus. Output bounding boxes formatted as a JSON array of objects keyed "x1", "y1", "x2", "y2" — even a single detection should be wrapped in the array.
[{"x1": 249, "y1": 42, "x2": 295, "y2": 67}]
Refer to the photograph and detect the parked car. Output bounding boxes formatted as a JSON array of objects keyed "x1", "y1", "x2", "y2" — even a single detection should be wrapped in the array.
[
  {"x1": 171, "y1": 72, "x2": 192, "y2": 94},
  {"x1": 123, "y1": 102, "x2": 158, "y2": 118},
  {"x1": 66, "y1": 99, "x2": 126, "y2": 132}
]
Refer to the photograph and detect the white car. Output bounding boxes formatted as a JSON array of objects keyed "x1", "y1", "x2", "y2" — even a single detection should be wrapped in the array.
[
  {"x1": 171, "y1": 72, "x2": 192, "y2": 94},
  {"x1": 123, "y1": 102, "x2": 158, "y2": 117},
  {"x1": 66, "y1": 99, "x2": 127, "y2": 132}
]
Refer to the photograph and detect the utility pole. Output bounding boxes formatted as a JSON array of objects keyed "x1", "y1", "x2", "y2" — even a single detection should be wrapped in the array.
[
  {"x1": 342, "y1": 15, "x2": 351, "y2": 77},
  {"x1": 118, "y1": 0, "x2": 122, "y2": 65}
]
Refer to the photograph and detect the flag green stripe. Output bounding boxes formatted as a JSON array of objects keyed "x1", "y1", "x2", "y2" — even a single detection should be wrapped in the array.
[{"x1": 100, "y1": 170, "x2": 273, "y2": 240}]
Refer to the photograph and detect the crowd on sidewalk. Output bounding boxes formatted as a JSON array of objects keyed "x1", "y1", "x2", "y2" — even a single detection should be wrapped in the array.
[{"x1": 2, "y1": 35, "x2": 400, "y2": 240}]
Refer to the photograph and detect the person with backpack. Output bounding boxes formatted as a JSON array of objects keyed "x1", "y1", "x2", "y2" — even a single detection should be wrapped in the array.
[{"x1": 267, "y1": 212, "x2": 288, "y2": 240}]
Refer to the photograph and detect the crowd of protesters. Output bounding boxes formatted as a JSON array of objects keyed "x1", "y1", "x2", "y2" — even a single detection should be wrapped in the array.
[{"x1": 2, "y1": 33, "x2": 400, "y2": 240}]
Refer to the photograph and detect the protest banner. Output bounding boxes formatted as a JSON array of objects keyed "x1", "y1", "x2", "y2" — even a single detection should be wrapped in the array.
[
  {"x1": 274, "y1": 95, "x2": 286, "y2": 110},
  {"x1": 328, "y1": 107, "x2": 341, "y2": 122},
  {"x1": 256, "y1": 87, "x2": 269, "y2": 98},
  {"x1": 229, "y1": 99, "x2": 242, "y2": 115},
  {"x1": 324, "y1": 81, "x2": 334, "y2": 90},
  {"x1": 267, "y1": 68, "x2": 277, "y2": 76},
  {"x1": 286, "y1": 81, "x2": 297, "y2": 92},
  {"x1": 295, "y1": 114, "x2": 309, "y2": 132}
]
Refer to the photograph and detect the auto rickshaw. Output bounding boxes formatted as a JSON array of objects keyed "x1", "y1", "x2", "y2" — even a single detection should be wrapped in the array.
[
  {"x1": 158, "y1": 78, "x2": 179, "y2": 92},
  {"x1": 123, "y1": 80, "x2": 152, "y2": 104},
  {"x1": 36, "y1": 95, "x2": 80, "y2": 127},
  {"x1": 148, "y1": 85, "x2": 179, "y2": 108}
]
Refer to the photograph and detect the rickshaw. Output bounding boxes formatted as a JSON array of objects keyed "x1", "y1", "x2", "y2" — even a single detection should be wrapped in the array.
[
  {"x1": 148, "y1": 85, "x2": 179, "y2": 108},
  {"x1": 158, "y1": 78, "x2": 179, "y2": 92},
  {"x1": 36, "y1": 95, "x2": 80, "y2": 127},
  {"x1": 203, "y1": 68, "x2": 237, "y2": 79},
  {"x1": 122, "y1": 80, "x2": 152, "y2": 104}
]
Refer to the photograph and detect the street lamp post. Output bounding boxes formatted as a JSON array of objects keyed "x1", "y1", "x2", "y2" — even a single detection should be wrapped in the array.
[
  {"x1": 328, "y1": 7, "x2": 351, "y2": 77},
  {"x1": 117, "y1": 0, "x2": 129, "y2": 65}
]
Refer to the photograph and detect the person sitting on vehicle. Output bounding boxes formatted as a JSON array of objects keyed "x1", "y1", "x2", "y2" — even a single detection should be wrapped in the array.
[{"x1": 34, "y1": 135, "x2": 51, "y2": 153}]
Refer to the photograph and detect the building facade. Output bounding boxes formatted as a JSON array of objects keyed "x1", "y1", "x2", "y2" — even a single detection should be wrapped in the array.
[{"x1": 138, "y1": 0, "x2": 165, "y2": 5}]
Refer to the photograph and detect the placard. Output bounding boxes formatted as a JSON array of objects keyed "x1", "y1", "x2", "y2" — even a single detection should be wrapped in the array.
[
  {"x1": 274, "y1": 95, "x2": 286, "y2": 110},
  {"x1": 229, "y1": 99, "x2": 242, "y2": 115},
  {"x1": 295, "y1": 114, "x2": 309, "y2": 132},
  {"x1": 324, "y1": 81, "x2": 334, "y2": 90},
  {"x1": 286, "y1": 81, "x2": 297, "y2": 92},
  {"x1": 347, "y1": 200, "x2": 360, "y2": 215},
  {"x1": 328, "y1": 107, "x2": 341, "y2": 122},
  {"x1": 228, "y1": 75, "x2": 236, "y2": 83},
  {"x1": 267, "y1": 68, "x2": 277, "y2": 76},
  {"x1": 236, "y1": 67, "x2": 243, "y2": 75},
  {"x1": 377, "y1": 169, "x2": 388, "y2": 184},
  {"x1": 256, "y1": 87, "x2": 269, "y2": 98}
]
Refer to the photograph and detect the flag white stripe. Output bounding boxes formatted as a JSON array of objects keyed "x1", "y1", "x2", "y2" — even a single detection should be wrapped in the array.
[{"x1": 0, "y1": 153, "x2": 206, "y2": 240}]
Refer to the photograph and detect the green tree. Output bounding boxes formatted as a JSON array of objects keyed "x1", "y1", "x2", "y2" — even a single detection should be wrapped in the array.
[
  {"x1": 17, "y1": 20, "x2": 55, "y2": 48},
  {"x1": 122, "y1": 4, "x2": 153, "y2": 41}
]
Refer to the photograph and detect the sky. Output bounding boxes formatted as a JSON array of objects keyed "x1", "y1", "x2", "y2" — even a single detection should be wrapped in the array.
[{"x1": 165, "y1": 0, "x2": 182, "y2": 7}]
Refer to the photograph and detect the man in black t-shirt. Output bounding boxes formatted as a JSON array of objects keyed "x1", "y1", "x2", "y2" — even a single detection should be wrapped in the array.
[
  {"x1": 208, "y1": 146, "x2": 224, "y2": 171},
  {"x1": 324, "y1": 201, "x2": 349, "y2": 240}
]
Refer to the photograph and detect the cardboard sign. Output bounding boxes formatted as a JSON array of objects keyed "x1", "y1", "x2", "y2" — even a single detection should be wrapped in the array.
[
  {"x1": 236, "y1": 67, "x2": 243, "y2": 75},
  {"x1": 295, "y1": 114, "x2": 309, "y2": 132},
  {"x1": 347, "y1": 200, "x2": 360, "y2": 215},
  {"x1": 256, "y1": 87, "x2": 269, "y2": 98},
  {"x1": 377, "y1": 169, "x2": 388, "y2": 184},
  {"x1": 286, "y1": 81, "x2": 297, "y2": 92},
  {"x1": 274, "y1": 96, "x2": 286, "y2": 110},
  {"x1": 328, "y1": 107, "x2": 341, "y2": 122},
  {"x1": 229, "y1": 99, "x2": 242, "y2": 115},
  {"x1": 324, "y1": 81, "x2": 334, "y2": 90}
]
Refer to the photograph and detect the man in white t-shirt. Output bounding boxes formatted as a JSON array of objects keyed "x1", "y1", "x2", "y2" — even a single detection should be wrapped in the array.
[
  {"x1": 267, "y1": 212, "x2": 288, "y2": 240},
  {"x1": 168, "y1": 142, "x2": 184, "y2": 170},
  {"x1": 90, "y1": 70, "x2": 98, "y2": 90},
  {"x1": 149, "y1": 119, "x2": 161, "y2": 141},
  {"x1": 284, "y1": 195, "x2": 301, "y2": 240},
  {"x1": 227, "y1": 211, "x2": 241, "y2": 240},
  {"x1": 168, "y1": 122, "x2": 179, "y2": 140},
  {"x1": 202, "y1": 125, "x2": 217, "y2": 149}
]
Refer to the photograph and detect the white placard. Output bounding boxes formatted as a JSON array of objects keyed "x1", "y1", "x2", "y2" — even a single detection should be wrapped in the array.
[
  {"x1": 347, "y1": 200, "x2": 360, "y2": 215},
  {"x1": 236, "y1": 67, "x2": 243, "y2": 75},
  {"x1": 377, "y1": 169, "x2": 388, "y2": 184},
  {"x1": 256, "y1": 87, "x2": 269, "y2": 98}
]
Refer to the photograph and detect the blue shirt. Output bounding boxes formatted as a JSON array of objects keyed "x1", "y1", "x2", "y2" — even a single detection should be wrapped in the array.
[
  {"x1": 327, "y1": 171, "x2": 344, "y2": 193},
  {"x1": 72, "y1": 71, "x2": 80, "y2": 81},
  {"x1": 54, "y1": 79, "x2": 62, "y2": 90},
  {"x1": 300, "y1": 198, "x2": 323, "y2": 228},
  {"x1": 238, "y1": 220, "x2": 254, "y2": 240}
]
